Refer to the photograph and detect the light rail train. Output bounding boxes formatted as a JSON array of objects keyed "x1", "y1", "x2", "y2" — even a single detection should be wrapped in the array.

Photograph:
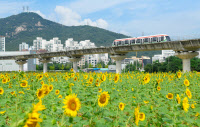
[{"x1": 112, "y1": 34, "x2": 171, "y2": 46}]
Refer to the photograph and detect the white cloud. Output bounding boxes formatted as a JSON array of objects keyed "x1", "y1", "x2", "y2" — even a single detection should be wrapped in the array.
[
  {"x1": 31, "y1": 10, "x2": 46, "y2": 18},
  {"x1": 54, "y1": 6, "x2": 108, "y2": 29}
]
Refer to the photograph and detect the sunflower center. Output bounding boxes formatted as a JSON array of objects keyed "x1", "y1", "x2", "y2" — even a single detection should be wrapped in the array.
[
  {"x1": 120, "y1": 104, "x2": 123, "y2": 108},
  {"x1": 168, "y1": 94, "x2": 172, "y2": 98},
  {"x1": 38, "y1": 90, "x2": 43, "y2": 97},
  {"x1": 99, "y1": 94, "x2": 106, "y2": 103},
  {"x1": 22, "y1": 83, "x2": 26, "y2": 86},
  {"x1": 0, "y1": 90, "x2": 2, "y2": 93},
  {"x1": 69, "y1": 100, "x2": 77, "y2": 111},
  {"x1": 139, "y1": 113, "x2": 144, "y2": 119}
]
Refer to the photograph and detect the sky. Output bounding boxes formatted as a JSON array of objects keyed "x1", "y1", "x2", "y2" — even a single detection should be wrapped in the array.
[{"x1": 1, "y1": 0, "x2": 200, "y2": 40}]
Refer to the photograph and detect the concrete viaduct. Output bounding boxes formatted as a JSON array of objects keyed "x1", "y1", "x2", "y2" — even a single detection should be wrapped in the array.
[{"x1": 0, "y1": 38, "x2": 200, "y2": 73}]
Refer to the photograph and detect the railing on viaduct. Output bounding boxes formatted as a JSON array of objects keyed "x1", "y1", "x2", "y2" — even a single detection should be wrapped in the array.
[{"x1": 0, "y1": 38, "x2": 200, "y2": 73}]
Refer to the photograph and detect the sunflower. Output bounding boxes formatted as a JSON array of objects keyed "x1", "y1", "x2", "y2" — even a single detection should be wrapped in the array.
[
  {"x1": 10, "y1": 91, "x2": 15, "y2": 95},
  {"x1": 166, "y1": 93, "x2": 173, "y2": 99},
  {"x1": 101, "y1": 74, "x2": 106, "y2": 82},
  {"x1": 157, "y1": 86, "x2": 161, "y2": 91},
  {"x1": 98, "y1": 88, "x2": 102, "y2": 93},
  {"x1": 49, "y1": 85, "x2": 53, "y2": 91},
  {"x1": 18, "y1": 91, "x2": 24, "y2": 94},
  {"x1": 62, "y1": 94, "x2": 81, "y2": 117},
  {"x1": 89, "y1": 77, "x2": 93, "y2": 83},
  {"x1": 143, "y1": 101, "x2": 149, "y2": 104},
  {"x1": 184, "y1": 79, "x2": 190, "y2": 86},
  {"x1": 176, "y1": 94, "x2": 181, "y2": 104},
  {"x1": 191, "y1": 104, "x2": 195, "y2": 109},
  {"x1": 55, "y1": 90, "x2": 60, "y2": 95},
  {"x1": 98, "y1": 91, "x2": 110, "y2": 107},
  {"x1": 71, "y1": 73, "x2": 75, "y2": 78},
  {"x1": 58, "y1": 95, "x2": 62, "y2": 98},
  {"x1": 20, "y1": 80, "x2": 28, "y2": 87},
  {"x1": 2, "y1": 78, "x2": 7, "y2": 84},
  {"x1": 74, "y1": 77, "x2": 77, "y2": 81},
  {"x1": 0, "y1": 87, "x2": 4, "y2": 95},
  {"x1": 70, "y1": 68, "x2": 74, "y2": 72},
  {"x1": 84, "y1": 75, "x2": 88, "y2": 79},
  {"x1": 177, "y1": 72, "x2": 181, "y2": 78},
  {"x1": 36, "y1": 89, "x2": 45, "y2": 99},
  {"x1": 0, "y1": 111, "x2": 6, "y2": 114},
  {"x1": 186, "y1": 88, "x2": 192, "y2": 99},
  {"x1": 182, "y1": 97, "x2": 189, "y2": 112},
  {"x1": 114, "y1": 74, "x2": 119, "y2": 83},
  {"x1": 139, "y1": 112, "x2": 145, "y2": 121},
  {"x1": 42, "y1": 84, "x2": 49, "y2": 95},
  {"x1": 119, "y1": 102, "x2": 125, "y2": 111},
  {"x1": 134, "y1": 106, "x2": 140, "y2": 126},
  {"x1": 143, "y1": 75, "x2": 150, "y2": 84}
]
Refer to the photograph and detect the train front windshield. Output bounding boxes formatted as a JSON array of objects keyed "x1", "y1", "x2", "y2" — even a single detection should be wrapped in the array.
[{"x1": 166, "y1": 36, "x2": 171, "y2": 41}]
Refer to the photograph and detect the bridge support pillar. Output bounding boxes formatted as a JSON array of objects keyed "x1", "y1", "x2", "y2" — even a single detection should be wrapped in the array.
[
  {"x1": 110, "y1": 54, "x2": 126, "y2": 74},
  {"x1": 39, "y1": 58, "x2": 52, "y2": 73},
  {"x1": 15, "y1": 59, "x2": 27, "y2": 72},
  {"x1": 175, "y1": 51, "x2": 199, "y2": 72},
  {"x1": 69, "y1": 56, "x2": 81, "y2": 73}
]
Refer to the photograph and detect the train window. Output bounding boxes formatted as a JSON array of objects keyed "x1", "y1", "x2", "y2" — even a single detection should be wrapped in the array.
[
  {"x1": 166, "y1": 36, "x2": 171, "y2": 41},
  {"x1": 136, "y1": 39, "x2": 141, "y2": 44},
  {"x1": 153, "y1": 37, "x2": 157, "y2": 42},
  {"x1": 125, "y1": 40, "x2": 129, "y2": 44},
  {"x1": 161, "y1": 36, "x2": 164, "y2": 41},
  {"x1": 144, "y1": 38, "x2": 148, "y2": 43},
  {"x1": 131, "y1": 39, "x2": 135, "y2": 44},
  {"x1": 118, "y1": 41, "x2": 121, "y2": 45}
]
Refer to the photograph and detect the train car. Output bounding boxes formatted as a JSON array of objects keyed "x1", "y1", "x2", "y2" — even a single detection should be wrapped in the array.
[{"x1": 112, "y1": 34, "x2": 171, "y2": 47}]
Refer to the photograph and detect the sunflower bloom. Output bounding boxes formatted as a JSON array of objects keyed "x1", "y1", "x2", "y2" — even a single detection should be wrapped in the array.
[
  {"x1": 20, "y1": 80, "x2": 28, "y2": 87},
  {"x1": 36, "y1": 89, "x2": 45, "y2": 99},
  {"x1": 62, "y1": 94, "x2": 81, "y2": 117},
  {"x1": 139, "y1": 112, "x2": 145, "y2": 121},
  {"x1": 184, "y1": 79, "x2": 190, "y2": 86},
  {"x1": 119, "y1": 102, "x2": 125, "y2": 111},
  {"x1": 182, "y1": 97, "x2": 189, "y2": 112},
  {"x1": 102, "y1": 74, "x2": 106, "y2": 82},
  {"x1": 0, "y1": 87, "x2": 4, "y2": 95},
  {"x1": 98, "y1": 91, "x2": 110, "y2": 107},
  {"x1": 2, "y1": 78, "x2": 7, "y2": 84},
  {"x1": 114, "y1": 74, "x2": 119, "y2": 83},
  {"x1": 157, "y1": 86, "x2": 161, "y2": 91},
  {"x1": 166, "y1": 93, "x2": 173, "y2": 99},
  {"x1": 0, "y1": 111, "x2": 6, "y2": 114},
  {"x1": 55, "y1": 90, "x2": 60, "y2": 95},
  {"x1": 143, "y1": 74, "x2": 150, "y2": 84},
  {"x1": 176, "y1": 94, "x2": 181, "y2": 104},
  {"x1": 186, "y1": 88, "x2": 192, "y2": 99},
  {"x1": 191, "y1": 104, "x2": 195, "y2": 109},
  {"x1": 134, "y1": 107, "x2": 140, "y2": 126},
  {"x1": 177, "y1": 72, "x2": 181, "y2": 78}
]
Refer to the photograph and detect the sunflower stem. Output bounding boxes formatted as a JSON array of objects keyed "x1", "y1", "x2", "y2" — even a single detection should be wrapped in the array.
[
  {"x1": 61, "y1": 112, "x2": 65, "y2": 126},
  {"x1": 69, "y1": 117, "x2": 73, "y2": 123}
]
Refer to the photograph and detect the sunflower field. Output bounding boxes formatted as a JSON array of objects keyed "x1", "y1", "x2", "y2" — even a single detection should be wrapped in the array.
[{"x1": 0, "y1": 70, "x2": 200, "y2": 127}]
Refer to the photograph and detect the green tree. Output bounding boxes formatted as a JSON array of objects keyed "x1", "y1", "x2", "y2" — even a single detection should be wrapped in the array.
[{"x1": 49, "y1": 65, "x2": 55, "y2": 70}]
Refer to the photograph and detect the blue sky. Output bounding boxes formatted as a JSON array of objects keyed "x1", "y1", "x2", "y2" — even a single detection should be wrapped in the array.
[{"x1": 1, "y1": 0, "x2": 200, "y2": 39}]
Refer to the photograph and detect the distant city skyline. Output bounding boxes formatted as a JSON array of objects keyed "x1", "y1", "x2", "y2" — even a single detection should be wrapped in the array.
[{"x1": 1, "y1": 0, "x2": 200, "y2": 39}]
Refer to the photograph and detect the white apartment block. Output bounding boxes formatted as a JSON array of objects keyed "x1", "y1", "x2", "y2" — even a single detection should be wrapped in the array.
[
  {"x1": 33, "y1": 37, "x2": 63, "y2": 52},
  {"x1": 65, "y1": 38, "x2": 109, "y2": 67},
  {"x1": 0, "y1": 36, "x2": 5, "y2": 52},
  {"x1": 19, "y1": 42, "x2": 29, "y2": 51}
]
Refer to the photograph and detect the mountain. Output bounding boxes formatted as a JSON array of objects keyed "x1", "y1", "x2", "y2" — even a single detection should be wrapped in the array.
[{"x1": 0, "y1": 12, "x2": 161, "y2": 57}]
